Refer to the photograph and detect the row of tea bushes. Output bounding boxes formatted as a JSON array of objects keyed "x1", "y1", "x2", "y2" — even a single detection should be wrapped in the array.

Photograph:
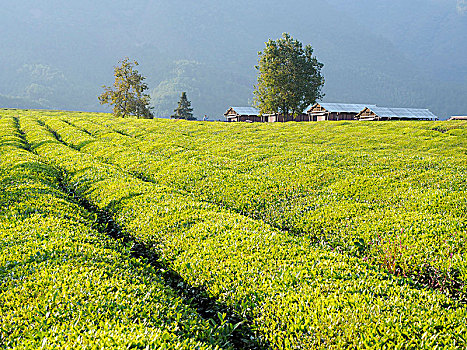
[
  {"x1": 19, "y1": 114, "x2": 467, "y2": 348},
  {"x1": 55, "y1": 114, "x2": 467, "y2": 291},
  {"x1": 0, "y1": 117, "x2": 233, "y2": 349}
]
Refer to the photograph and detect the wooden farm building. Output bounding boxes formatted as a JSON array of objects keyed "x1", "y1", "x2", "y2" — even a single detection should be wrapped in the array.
[
  {"x1": 224, "y1": 107, "x2": 310, "y2": 123},
  {"x1": 224, "y1": 103, "x2": 439, "y2": 122},
  {"x1": 224, "y1": 107, "x2": 264, "y2": 122},
  {"x1": 356, "y1": 107, "x2": 438, "y2": 121},
  {"x1": 225, "y1": 103, "x2": 374, "y2": 123},
  {"x1": 307, "y1": 103, "x2": 376, "y2": 121}
]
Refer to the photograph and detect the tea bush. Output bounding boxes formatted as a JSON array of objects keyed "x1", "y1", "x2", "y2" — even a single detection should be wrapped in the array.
[{"x1": 3, "y1": 111, "x2": 465, "y2": 348}]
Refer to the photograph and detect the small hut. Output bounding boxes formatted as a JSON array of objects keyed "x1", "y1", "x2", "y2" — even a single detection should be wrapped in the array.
[
  {"x1": 356, "y1": 107, "x2": 438, "y2": 121},
  {"x1": 307, "y1": 103, "x2": 376, "y2": 121},
  {"x1": 224, "y1": 107, "x2": 264, "y2": 122}
]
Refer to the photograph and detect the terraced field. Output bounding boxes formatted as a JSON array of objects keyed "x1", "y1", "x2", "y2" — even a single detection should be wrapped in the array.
[{"x1": 1, "y1": 109, "x2": 466, "y2": 349}]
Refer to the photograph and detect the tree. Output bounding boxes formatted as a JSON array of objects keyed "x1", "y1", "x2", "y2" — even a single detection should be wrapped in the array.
[
  {"x1": 99, "y1": 58, "x2": 153, "y2": 119},
  {"x1": 253, "y1": 33, "x2": 325, "y2": 118},
  {"x1": 171, "y1": 92, "x2": 196, "y2": 120}
]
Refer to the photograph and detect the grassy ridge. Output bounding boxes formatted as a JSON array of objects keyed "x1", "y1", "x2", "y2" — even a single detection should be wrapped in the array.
[
  {"x1": 44, "y1": 112, "x2": 467, "y2": 293},
  {"x1": 8, "y1": 111, "x2": 467, "y2": 348},
  {"x1": 0, "y1": 116, "x2": 233, "y2": 349}
]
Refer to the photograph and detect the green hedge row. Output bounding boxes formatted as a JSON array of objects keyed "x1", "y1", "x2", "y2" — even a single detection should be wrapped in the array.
[
  {"x1": 48, "y1": 113, "x2": 467, "y2": 291},
  {"x1": 0, "y1": 117, "x2": 234, "y2": 349},
  {"x1": 18, "y1": 114, "x2": 467, "y2": 348}
]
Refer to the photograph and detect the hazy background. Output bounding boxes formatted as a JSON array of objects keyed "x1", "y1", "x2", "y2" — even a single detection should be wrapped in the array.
[{"x1": 1, "y1": 0, "x2": 466, "y2": 119}]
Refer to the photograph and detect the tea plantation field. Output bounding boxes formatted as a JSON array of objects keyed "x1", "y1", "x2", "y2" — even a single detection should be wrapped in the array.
[{"x1": 1, "y1": 109, "x2": 466, "y2": 349}]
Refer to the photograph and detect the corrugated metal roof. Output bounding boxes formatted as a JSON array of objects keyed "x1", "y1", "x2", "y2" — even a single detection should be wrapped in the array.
[
  {"x1": 310, "y1": 103, "x2": 377, "y2": 113},
  {"x1": 227, "y1": 107, "x2": 260, "y2": 116},
  {"x1": 367, "y1": 107, "x2": 438, "y2": 120}
]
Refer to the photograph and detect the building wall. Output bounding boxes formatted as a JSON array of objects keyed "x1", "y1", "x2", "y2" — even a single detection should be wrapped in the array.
[
  {"x1": 310, "y1": 112, "x2": 360, "y2": 121},
  {"x1": 356, "y1": 109, "x2": 375, "y2": 119},
  {"x1": 238, "y1": 115, "x2": 263, "y2": 122},
  {"x1": 226, "y1": 115, "x2": 262, "y2": 122},
  {"x1": 295, "y1": 114, "x2": 314, "y2": 122},
  {"x1": 267, "y1": 114, "x2": 309, "y2": 122},
  {"x1": 229, "y1": 113, "x2": 335, "y2": 123},
  {"x1": 328, "y1": 112, "x2": 358, "y2": 121},
  {"x1": 317, "y1": 115, "x2": 326, "y2": 121}
]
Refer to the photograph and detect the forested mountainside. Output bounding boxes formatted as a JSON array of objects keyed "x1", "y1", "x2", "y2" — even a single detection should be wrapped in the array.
[
  {"x1": 1, "y1": 0, "x2": 466, "y2": 118},
  {"x1": 328, "y1": 0, "x2": 467, "y2": 83}
]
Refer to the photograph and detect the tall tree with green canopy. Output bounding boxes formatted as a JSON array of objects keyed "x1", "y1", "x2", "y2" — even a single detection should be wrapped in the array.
[
  {"x1": 99, "y1": 58, "x2": 153, "y2": 119},
  {"x1": 171, "y1": 92, "x2": 195, "y2": 120},
  {"x1": 254, "y1": 33, "x2": 325, "y2": 119}
]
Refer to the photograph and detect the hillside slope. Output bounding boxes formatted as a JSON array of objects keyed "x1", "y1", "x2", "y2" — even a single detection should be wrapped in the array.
[{"x1": 3, "y1": 109, "x2": 467, "y2": 348}]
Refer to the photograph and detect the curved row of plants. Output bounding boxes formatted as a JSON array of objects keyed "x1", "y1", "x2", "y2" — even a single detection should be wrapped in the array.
[
  {"x1": 15, "y1": 113, "x2": 467, "y2": 348},
  {"x1": 46, "y1": 113, "x2": 467, "y2": 295},
  {"x1": 0, "y1": 116, "x2": 234, "y2": 349}
]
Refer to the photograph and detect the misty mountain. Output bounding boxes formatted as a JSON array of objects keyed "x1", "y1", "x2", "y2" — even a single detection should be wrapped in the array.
[
  {"x1": 0, "y1": 0, "x2": 466, "y2": 119},
  {"x1": 327, "y1": 0, "x2": 467, "y2": 83}
]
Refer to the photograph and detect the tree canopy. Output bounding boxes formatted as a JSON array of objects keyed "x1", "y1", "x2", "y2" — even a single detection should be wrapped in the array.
[
  {"x1": 99, "y1": 58, "x2": 153, "y2": 118},
  {"x1": 254, "y1": 33, "x2": 325, "y2": 118},
  {"x1": 171, "y1": 92, "x2": 195, "y2": 120}
]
